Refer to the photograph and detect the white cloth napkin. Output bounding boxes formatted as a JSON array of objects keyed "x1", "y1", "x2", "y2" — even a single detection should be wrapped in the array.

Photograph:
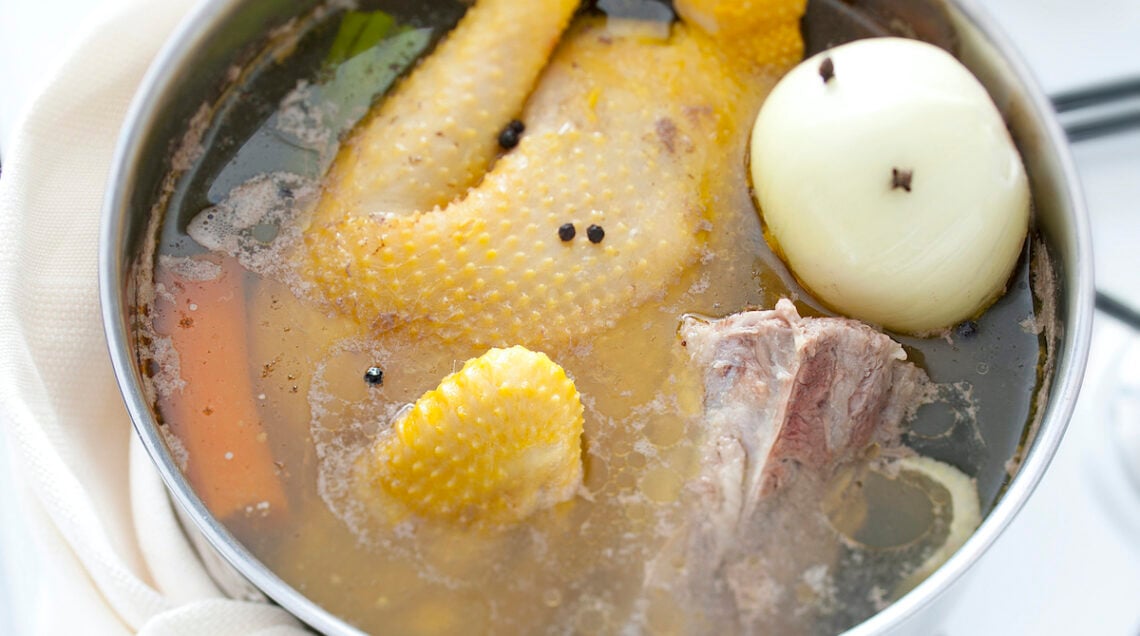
[{"x1": 0, "y1": 0, "x2": 308, "y2": 633}]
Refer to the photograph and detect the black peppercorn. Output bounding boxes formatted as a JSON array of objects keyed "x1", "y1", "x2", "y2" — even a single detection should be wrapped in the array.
[
  {"x1": 498, "y1": 119, "x2": 525, "y2": 149},
  {"x1": 955, "y1": 320, "x2": 979, "y2": 339},
  {"x1": 586, "y1": 224, "x2": 605, "y2": 244},
  {"x1": 558, "y1": 223, "x2": 576, "y2": 242},
  {"x1": 364, "y1": 366, "x2": 384, "y2": 386}
]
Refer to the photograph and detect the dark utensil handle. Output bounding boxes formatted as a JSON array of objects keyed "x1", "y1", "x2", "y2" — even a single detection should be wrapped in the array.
[
  {"x1": 1053, "y1": 77, "x2": 1140, "y2": 142},
  {"x1": 1049, "y1": 81, "x2": 1140, "y2": 330}
]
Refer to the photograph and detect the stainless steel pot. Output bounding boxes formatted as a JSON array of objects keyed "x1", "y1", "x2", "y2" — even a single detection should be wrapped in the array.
[{"x1": 100, "y1": 1, "x2": 1094, "y2": 633}]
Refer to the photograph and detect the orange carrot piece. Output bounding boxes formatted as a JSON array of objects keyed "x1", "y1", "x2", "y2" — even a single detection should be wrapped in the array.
[{"x1": 154, "y1": 254, "x2": 288, "y2": 520}]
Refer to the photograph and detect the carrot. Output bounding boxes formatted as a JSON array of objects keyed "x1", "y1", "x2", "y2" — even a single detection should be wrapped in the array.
[{"x1": 153, "y1": 254, "x2": 288, "y2": 521}]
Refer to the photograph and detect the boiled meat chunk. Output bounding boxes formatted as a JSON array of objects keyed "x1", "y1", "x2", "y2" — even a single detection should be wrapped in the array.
[
  {"x1": 645, "y1": 300, "x2": 931, "y2": 630},
  {"x1": 682, "y1": 298, "x2": 929, "y2": 532}
]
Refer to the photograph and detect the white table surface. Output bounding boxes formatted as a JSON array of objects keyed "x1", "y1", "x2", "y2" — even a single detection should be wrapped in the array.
[{"x1": 1, "y1": 1, "x2": 1139, "y2": 634}]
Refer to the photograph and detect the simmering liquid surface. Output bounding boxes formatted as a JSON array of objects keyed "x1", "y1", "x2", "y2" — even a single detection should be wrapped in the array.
[{"x1": 138, "y1": 3, "x2": 1050, "y2": 633}]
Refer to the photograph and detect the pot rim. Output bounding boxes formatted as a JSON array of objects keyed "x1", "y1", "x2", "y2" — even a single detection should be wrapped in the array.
[
  {"x1": 99, "y1": 1, "x2": 1095, "y2": 633},
  {"x1": 100, "y1": 1, "x2": 367, "y2": 633}
]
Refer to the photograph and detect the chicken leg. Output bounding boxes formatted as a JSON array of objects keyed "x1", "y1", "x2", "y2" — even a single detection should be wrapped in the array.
[{"x1": 312, "y1": 0, "x2": 581, "y2": 222}]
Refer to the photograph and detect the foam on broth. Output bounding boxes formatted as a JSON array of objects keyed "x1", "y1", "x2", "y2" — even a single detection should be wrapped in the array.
[{"x1": 135, "y1": 2, "x2": 1052, "y2": 633}]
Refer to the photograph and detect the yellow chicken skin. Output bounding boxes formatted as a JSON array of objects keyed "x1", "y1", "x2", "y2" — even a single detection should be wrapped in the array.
[
  {"x1": 675, "y1": 0, "x2": 806, "y2": 71},
  {"x1": 361, "y1": 346, "x2": 584, "y2": 527},
  {"x1": 314, "y1": 0, "x2": 580, "y2": 220},
  {"x1": 301, "y1": 0, "x2": 804, "y2": 348}
]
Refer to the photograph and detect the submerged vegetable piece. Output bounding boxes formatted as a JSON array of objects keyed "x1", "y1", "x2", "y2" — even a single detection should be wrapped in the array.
[
  {"x1": 892, "y1": 455, "x2": 981, "y2": 592},
  {"x1": 153, "y1": 255, "x2": 288, "y2": 520},
  {"x1": 362, "y1": 346, "x2": 584, "y2": 526},
  {"x1": 325, "y1": 10, "x2": 396, "y2": 67},
  {"x1": 312, "y1": 0, "x2": 580, "y2": 221},
  {"x1": 750, "y1": 38, "x2": 1030, "y2": 334},
  {"x1": 302, "y1": 0, "x2": 806, "y2": 347}
]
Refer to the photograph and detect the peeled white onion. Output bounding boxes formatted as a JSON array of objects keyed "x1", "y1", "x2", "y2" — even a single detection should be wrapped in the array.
[{"x1": 750, "y1": 37, "x2": 1029, "y2": 334}]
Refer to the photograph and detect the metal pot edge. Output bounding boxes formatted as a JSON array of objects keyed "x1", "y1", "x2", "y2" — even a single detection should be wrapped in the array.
[{"x1": 98, "y1": 1, "x2": 1097, "y2": 633}]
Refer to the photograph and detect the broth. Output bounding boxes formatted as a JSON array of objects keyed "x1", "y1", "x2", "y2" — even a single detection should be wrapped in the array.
[{"x1": 136, "y1": 2, "x2": 1051, "y2": 633}]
